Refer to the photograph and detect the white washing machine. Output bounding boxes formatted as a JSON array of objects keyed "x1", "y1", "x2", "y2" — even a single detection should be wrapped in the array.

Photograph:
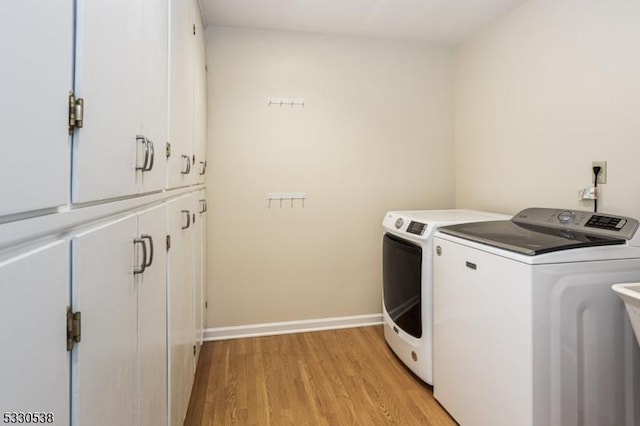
[
  {"x1": 382, "y1": 209, "x2": 509, "y2": 384},
  {"x1": 433, "y1": 207, "x2": 640, "y2": 426}
]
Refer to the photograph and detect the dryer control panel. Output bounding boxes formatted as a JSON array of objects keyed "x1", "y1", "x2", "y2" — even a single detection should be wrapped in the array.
[{"x1": 407, "y1": 221, "x2": 427, "y2": 236}]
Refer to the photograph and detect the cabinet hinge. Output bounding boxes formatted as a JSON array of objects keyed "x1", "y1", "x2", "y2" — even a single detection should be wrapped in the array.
[
  {"x1": 193, "y1": 24, "x2": 196, "y2": 35},
  {"x1": 166, "y1": 234, "x2": 171, "y2": 250},
  {"x1": 193, "y1": 345, "x2": 196, "y2": 356},
  {"x1": 166, "y1": 142, "x2": 171, "y2": 158},
  {"x1": 68, "y1": 90, "x2": 84, "y2": 134},
  {"x1": 66, "y1": 308, "x2": 82, "y2": 351},
  {"x1": 205, "y1": 301, "x2": 208, "y2": 309}
]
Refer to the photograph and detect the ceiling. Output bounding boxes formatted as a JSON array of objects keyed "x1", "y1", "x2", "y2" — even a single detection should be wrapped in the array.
[{"x1": 200, "y1": 0, "x2": 530, "y2": 44}]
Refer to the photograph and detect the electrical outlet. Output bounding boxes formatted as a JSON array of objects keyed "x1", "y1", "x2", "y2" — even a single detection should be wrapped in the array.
[{"x1": 592, "y1": 161, "x2": 607, "y2": 184}]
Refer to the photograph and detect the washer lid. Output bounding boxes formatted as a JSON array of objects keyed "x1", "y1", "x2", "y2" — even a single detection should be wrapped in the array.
[{"x1": 439, "y1": 220, "x2": 625, "y2": 256}]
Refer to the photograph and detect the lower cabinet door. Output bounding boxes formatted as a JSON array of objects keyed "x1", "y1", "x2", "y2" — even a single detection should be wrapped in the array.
[
  {"x1": 137, "y1": 204, "x2": 168, "y2": 426},
  {"x1": 72, "y1": 215, "x2": 138, "y2": 426},
  {"x1": 0, "y1": 240, "x2": 70, "y2": 425},
  {"x1": 167, "y1": 195, "x2": 196, "y2": 426},
  {"x1": 194, "y1": 190, "x2": 207, "y2": 359}
]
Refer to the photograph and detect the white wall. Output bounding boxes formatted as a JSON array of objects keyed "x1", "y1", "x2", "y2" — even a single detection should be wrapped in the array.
[
  {"x1": 454, "y1": 0, "x2": 640, "y2": 217},
  {"x1": 206, "y1": 27, "x2": 454, "y2": 327}
]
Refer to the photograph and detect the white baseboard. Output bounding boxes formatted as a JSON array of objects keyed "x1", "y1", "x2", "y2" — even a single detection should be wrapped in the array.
[{"x1": 203, "y1": 313, "x2": 383, "y2": 341}]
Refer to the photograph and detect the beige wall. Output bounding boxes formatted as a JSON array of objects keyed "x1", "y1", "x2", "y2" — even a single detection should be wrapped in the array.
[
  {"x1": 205, "y1": 27, "x2": 454, "y2": 327},
  {"x1": 454, "y1": 0, "x2": 640, "y2": 217}
]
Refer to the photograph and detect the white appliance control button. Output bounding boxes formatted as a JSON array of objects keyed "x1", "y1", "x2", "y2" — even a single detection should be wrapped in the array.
[{"x1": 395, "y1": 218, "x2": 404, "y2": 229}]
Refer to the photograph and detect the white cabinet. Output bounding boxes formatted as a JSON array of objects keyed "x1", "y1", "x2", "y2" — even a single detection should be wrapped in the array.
[
  {"x1": 71, "y1": 203, "x2": 168, "y2": 426},
  {"x1": 0, "y1": 0, "x2": 206, "y2": 423},
  {"x1": 0, "y1": 1, "x2": 73, "y2": 217},
  {"x1": 194, "y1": 190, "x2": 208, "y2": 356},
  {"x1": 73, "y1": 0, "x2": 168, "y2": 204},
  {"x1": 0, "y1": 241, "x2": 70, "y2": 425},
  {"x1": 72, "y1": 214, "x2": 139, "y2": 426},
  {"x1": 137, "y1": 205, "x2": 169, "y2": 426},
  {"x1": 140, "y1": 0, "x2": 170, "y2": 195},
  {"x1": 193, "y1": 3, "x2": 208, "y2": 185},
  {"x1": 167, "y1": 194, "x2": 199, "y2": 426},
  {"x1": 168, "y1": 0, "x2": 195, "y2": 189}
]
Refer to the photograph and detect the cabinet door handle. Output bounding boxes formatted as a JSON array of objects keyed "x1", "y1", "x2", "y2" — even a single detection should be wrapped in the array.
[
  {"x1": 136, "y1": 135, "x2": 150, "y2": 171},
  {"x1": 144, "y1": 138, "x2": 155, "y2": 172},
  {"x1": 199, "y1": 199, "x2": 207, "y2": 213},
  {"x1": 141, "y1": 234, "x2": 154, "y2": 267},
  {"x1": 133, "y1": 238, "x2": 147, "y2": 274},
  {"x1": 199, "y1": 160, "x2": 207, "y2": 175},
  {"x1": 181, "y1": 210, "x2": 191, "y2": 229},
  {"x1": 181, "y1": 155, "x2": 191, "y2": 174}
]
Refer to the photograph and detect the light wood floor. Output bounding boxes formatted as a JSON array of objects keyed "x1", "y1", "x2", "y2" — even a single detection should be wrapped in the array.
[{"x1": 184, "y1": 325, "x2": 456, "y2": 425}]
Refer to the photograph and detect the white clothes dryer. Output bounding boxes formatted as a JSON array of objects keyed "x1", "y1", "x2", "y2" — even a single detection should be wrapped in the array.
[
  {"x1": 381, "y1": 209, "x2": 509, "y2": 384},
  {"x1": 433, "y1": 207, "x2": 640, "y2": 426}
]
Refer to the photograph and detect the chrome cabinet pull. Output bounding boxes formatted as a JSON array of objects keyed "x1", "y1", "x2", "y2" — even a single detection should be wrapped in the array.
[
  {"x1": 199, "y1": 160, "x2": 207, "y2": 175},
  {"x1": 133, "y1": 238, "x2": 147, "y2": 274},
  {"x1": 181, "y1": 210, "x2": 191, "y2": 229},
  {"x1": 141, "y1": 234, "x2": 153, "y2": 267},
  {"x1": 199, "y1": 199, "x2": 207, "y2": 213},
  {"x1": 135, "y1": 136, "x2": 155, "y2": 172},
  {"x1": 136, "y1": 135, "x2": 150, "y2": 171},
  {"x1": 181, "y1": 155, "x2": 191, "y2": 174},
  {"x1": 144, "y1": 139, "x2": 155, "y2": 172}
]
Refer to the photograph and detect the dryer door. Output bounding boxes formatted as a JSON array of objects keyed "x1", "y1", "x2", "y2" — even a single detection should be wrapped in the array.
[{"x1": 383, "y1": 234, "x2": 422, "y2": 338}]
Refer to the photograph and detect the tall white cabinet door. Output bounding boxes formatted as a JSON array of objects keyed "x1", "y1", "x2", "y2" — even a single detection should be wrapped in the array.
[
  {"x1": 0, "y1": 2, "x2": 72, "y2": 217},
  {"x1": 167, "y1": 196, "x2": 196, "y2": 426},
  {"x1": 72, "y1": 0, "x2": 143, "y2": 203},
  {"x1": 139, "y1": 0, "x2": 169, "y2": 194},
  {"x1": 193, "y1": 2, "x2": 207, "y2": 185},
  {"x1": 194, "y1": 191, "x2": 207, "y2": 357},
  {"x1": 168, "y1": 0, "x2": 195, "y2": 189},
  {"x1": 137, "y1": 204, "x2": 168, "y2": 426},
  {"x1": 0, "y1": 241, "x2": 70, "y2": 424},
  {"x1": 72, "y1": 215, "x2": 138, "y2": 426}
]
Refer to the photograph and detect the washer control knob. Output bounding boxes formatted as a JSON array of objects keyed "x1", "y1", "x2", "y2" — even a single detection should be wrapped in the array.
[
  {"x1": 557, "y1": 210, "x2": 575, "y2": 224},
  {"x1": 395, "y1": 218, "x2": 404, "y2": 229}
]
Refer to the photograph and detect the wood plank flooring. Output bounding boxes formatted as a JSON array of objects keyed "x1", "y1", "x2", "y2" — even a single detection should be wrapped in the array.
[{"x1": 184, "y1": 325, "x2": 456, "y2": 425}]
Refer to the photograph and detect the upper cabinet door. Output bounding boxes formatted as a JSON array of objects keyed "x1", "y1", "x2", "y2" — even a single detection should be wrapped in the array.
[
  {"x1": 140, "y1": 0, "x2": 169, "y2": 194},
  {"x1": 193, "y1": 2, "x2": 207, "y2": 185},
  {"x1": 0, "y1": 241, "x2": 70, "y2": 424},
  {"x1": 168, "y1": 0, "x2": 195, "y2": 189},
  {"x1": 73, "y1": 0, "x2": 169, "y2": 204},
  {"x1": 72, "y1": 0, "x2": 143, "y2": 203},
  {"x1": 0, "y1": 1, "x2": 73, "y2": 217}
]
